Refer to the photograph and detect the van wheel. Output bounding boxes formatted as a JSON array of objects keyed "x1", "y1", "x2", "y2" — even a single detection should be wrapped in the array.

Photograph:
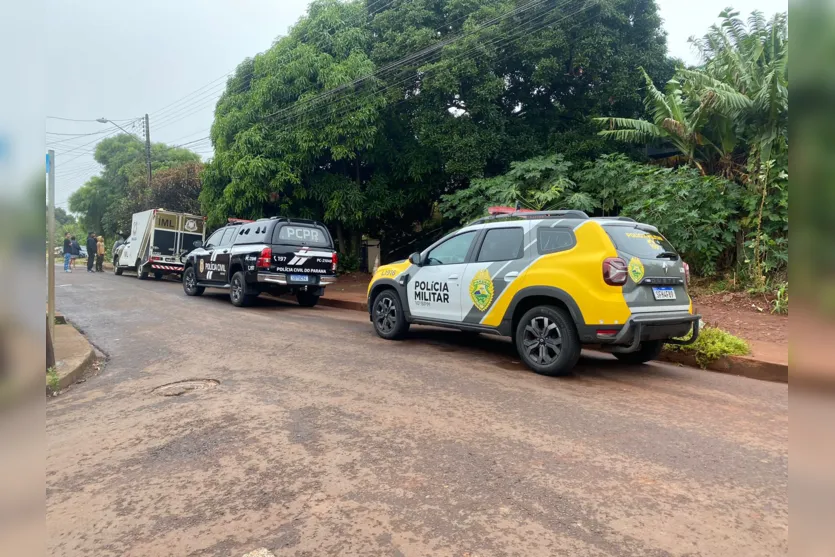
[
  {"x1": 372, "y1": 289, "x2": 409, "y2": 340},
  {"x1": 515, "y1": 306, "x2": 580, "y2": 376},
  {"x1": 229, "y1": 271, "x2": 254, "y2": 307},
  {"x1": 614, "y1": 340, "x2": 664, "y2": 365},
  {"x1": 182, "y1": 267, "x2": 204, "y2": 296},
  {"x1": 136, "y1": 259, "x2": 148, "y2": 280},
  {"x1": 296, "y1": 292, "x2": 320, "y2": 308}
]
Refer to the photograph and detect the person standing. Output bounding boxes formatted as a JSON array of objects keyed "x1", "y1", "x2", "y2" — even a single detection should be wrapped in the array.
[
  {"x1": 62, "y1": 232, "x2": 72, "y2": 273},
  {"x1": 86, "y1": 232, "x2": 97, "y2": 273},
  {"x1": 96, "y1": 235, "x2": 105, "y2": 272},
  {"x1": 70, "y1": 236, "x2": 81, "y2": 270}
]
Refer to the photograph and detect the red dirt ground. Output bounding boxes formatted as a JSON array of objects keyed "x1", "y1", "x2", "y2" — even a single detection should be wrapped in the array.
[{"x1": 326, "y1": 272, "x2": 788, "y2": 365}]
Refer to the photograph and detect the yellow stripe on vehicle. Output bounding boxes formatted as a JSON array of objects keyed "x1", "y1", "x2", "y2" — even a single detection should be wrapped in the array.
[{"x1": 482, "y1": 221, "x2": 632, "y2": 327}]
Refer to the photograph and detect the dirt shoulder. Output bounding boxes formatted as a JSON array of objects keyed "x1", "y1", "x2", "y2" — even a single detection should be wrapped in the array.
[{"x1": 691, "y1": 291, "x2": 788, "y2": 365}]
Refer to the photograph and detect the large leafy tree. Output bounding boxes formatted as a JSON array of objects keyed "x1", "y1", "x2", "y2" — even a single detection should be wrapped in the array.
[
  {"x1": 202, "y1": 0, "x2": 671, "y2": 259},
  {"x1": 69, "y1": 135, "x2": 201, "y2": 236}
]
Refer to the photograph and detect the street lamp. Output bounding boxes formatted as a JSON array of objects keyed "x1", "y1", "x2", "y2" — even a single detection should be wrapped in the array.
[{"x1": 98, "y1": 114, "x2": 152, "y2": 187}]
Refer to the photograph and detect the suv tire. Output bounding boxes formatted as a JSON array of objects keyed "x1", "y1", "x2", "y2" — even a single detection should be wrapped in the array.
[
  {"x1": 515, "y1": 306, "x2": 580, "y2": 376},
  {"x1": 613, "y1": 340, "x2": 664, "y2": 365},
  {"x1": 296, "y1": 291, "x2": 320, "y2": 308},
  {"x1": 182, "y1": 267, "x2": 204, "y2": 296},
  {"x1": 372, "y1": 289, "x2": 409, "y2": 340},
  {"x1": 114, "y1": 263, "x2": 123, "y2": 276},
  {"x1": 229, "y1": 271, "x2": 254, "y2": 307}
]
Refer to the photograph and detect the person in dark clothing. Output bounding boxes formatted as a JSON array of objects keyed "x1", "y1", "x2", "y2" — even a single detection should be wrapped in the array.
[
  {"x1": 62, "y1": 233, "x2": 72, "y2": 272},
  {"x1": 86, "y1": 232, "x2": 97, "y2": 272},
  {"x1": 70, "y1": 236, "x2": 81, "y2": 270}
]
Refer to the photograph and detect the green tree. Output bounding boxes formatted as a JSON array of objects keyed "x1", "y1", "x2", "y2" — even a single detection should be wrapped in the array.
[
  {"x1": 203, "y1": 0, "x2": 671, "y2": 259},
  {"x1": 69, "y1": 134, "x2": 201, "y2": 236}
]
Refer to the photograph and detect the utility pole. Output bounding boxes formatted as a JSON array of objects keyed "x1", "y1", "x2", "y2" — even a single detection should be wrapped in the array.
[
  {"x1": 47, "y1": 150, "x2": 56, "y2": 345},
  {"x1": 144, "y1": 113, "x2": 152, "y2": 187}
]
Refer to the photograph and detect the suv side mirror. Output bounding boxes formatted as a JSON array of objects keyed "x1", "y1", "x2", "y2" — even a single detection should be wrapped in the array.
[
  {"x1": 193, "y1": 240, "x2": 203, "y2": 249},
  {"x1": 408, "y1": 252, "x2": 423, "y2": 266}
]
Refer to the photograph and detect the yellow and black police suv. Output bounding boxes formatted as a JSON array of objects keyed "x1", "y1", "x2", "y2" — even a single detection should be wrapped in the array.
[{"x1": 367, "y1": 210, "x2": 700, "y2": 376}]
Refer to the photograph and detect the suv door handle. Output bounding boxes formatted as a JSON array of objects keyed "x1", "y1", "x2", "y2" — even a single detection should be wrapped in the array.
[
  {"x1": 504, "y1": 272, "x2": 519, "y2": 282},
  {"x1": 448, "y1": 274, "x2": 459, "y2": 280}
]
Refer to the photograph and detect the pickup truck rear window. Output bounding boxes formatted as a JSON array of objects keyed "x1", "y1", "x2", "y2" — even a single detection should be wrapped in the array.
[
  {"x1": 604, "y1": 225, "x2": 677, "y2": 257},
  {"x1": 273, "y1": 224, "x2": 331, "y2": 247}
]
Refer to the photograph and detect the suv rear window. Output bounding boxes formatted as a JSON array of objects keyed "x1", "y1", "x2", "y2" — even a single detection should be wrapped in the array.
[
  {"x1": 604, "y1": 226, "x2": 677, "y2": 257},
  {"x1": 273, "y1": 224, "x2": 330, "y2": 247}
]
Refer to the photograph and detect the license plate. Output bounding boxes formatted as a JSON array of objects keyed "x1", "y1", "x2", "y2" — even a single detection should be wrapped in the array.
[
  {"x1": 289, "y1": 274, "x2": 309, "y2": 282},
  {"x1": 652, "y1": 286, "x2": 676, "y2": 301}
]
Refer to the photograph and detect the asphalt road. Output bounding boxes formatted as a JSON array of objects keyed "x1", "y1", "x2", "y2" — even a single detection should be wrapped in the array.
[{"x1": 47, "y1": 269, "x2": 788, "y2": 556}]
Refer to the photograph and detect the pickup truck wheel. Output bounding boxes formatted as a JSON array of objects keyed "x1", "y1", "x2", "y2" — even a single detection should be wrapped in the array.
[
  {"x1": 136, "y1": 259, "x2": 148, "y2": 280},
  {"x1": 515, "y1": 305, "x2": 580, "y2": 376},
  {"x1": 372, "y1": 289, "x2": 409, "y2": 340},
  {"x1": 296, "y1": 292, "x2": 320, "y2": 308},
  {"x1": 229, "y1": 271, "x2": 254, "y2": 307},
  {"x1": 613, "y1": 340, "x2": 664, "y2": 365},
  {"x1": 182, "y1": 267, "x2": 204, "y2": 296},
  {"x1": 114, "y1": 264, "x2": 123, "y2": 276}
]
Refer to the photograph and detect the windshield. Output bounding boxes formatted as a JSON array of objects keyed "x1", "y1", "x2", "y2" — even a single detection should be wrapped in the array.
[
  {"x1": 604, "y1": 226, "x2": 677, "y2": 258},
  {"x1": 273, "y1": 224, "x2": 331, "y2": 247}
]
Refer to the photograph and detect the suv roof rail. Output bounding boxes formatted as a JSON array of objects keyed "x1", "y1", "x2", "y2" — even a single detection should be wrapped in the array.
[
  {"x1": 591, "y1": 216, "x2": 636, "y2": 222},
  {"x1": 469, "y1": 209, "x2": 589, "y2": 226}
]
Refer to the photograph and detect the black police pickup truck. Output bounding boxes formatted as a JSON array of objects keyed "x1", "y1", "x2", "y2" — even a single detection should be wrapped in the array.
[{"x1": 181, "y1": 217, "x2": 337, "y2": 307}]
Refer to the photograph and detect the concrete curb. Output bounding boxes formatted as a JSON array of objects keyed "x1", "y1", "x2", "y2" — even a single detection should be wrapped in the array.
[
  {"x1": 658, "y1": 350, "x2": 787, "y2": 383},
  {"x1": 49, "y1": 323, "x2": 97, "y2": 394},
  {"x1": 318, "y1": 296, "x2": 367, "y2": 312},
  {"x1": 319, "y1": 295, "x2": 787, "y2": 383},
  {"x1": 56, "y1": 345, "x2": 96, "y2": 391}
]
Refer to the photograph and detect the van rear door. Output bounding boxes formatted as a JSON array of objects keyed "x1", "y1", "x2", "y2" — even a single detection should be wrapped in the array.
[
  {"x1": 270, "y1": 222, "x2": 335, "y2": 283},
  {"x1": 603, "y1": 224, "x2": 689, "y2": 313}
]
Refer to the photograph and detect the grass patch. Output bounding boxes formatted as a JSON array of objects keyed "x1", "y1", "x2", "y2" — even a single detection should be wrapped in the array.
[
  {"x1": 668, "y1": 326, "x2": 750, "y2": 368},
  {"x1": 47, "y1": 367, "x2": 60, "y2": 394}
]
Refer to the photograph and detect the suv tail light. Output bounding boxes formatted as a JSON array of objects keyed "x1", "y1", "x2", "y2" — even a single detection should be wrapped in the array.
[
  {"x1": 683, "y1": 261, "x2": 691, "y2": 286},
  {"x1": 256, "y1": 247, "x2": 272, "y2": 270},
  {"x1": 332, "y1": 252, "x2": 338, "y2": 272},
  {"x1": 603, "y1": 257, "x2": 628, "y2": 286}
]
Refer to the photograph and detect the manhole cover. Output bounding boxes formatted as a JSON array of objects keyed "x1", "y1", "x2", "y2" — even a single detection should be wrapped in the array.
[{"x1": 152, "y1": 379, "x2": 219, "y2": 397}]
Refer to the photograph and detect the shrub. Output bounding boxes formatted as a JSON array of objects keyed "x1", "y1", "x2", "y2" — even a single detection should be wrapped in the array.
[{"x1": 668, "y1": 326, "x2": 749, "y2": 368}]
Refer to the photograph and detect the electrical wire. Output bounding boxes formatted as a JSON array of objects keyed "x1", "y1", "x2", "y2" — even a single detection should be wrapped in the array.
[
  {"x1": 167, "y1": 0, "x2": 597, "y2": 150},
  {"x1": 261, "y1": 0, "x2": 593, "y2": 133}
]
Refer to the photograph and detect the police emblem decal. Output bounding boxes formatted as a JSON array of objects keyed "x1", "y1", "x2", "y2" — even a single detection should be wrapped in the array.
[{"x1": 469, "y1": 269, "x2": 495, "y2": 312}]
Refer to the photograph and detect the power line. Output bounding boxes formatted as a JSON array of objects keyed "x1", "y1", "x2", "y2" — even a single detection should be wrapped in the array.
[
  {"x1": 47, "y1": 115, "x2": 135, "y2": 122},
  {"x1": 262, "y1": 0, "x2": 589, "y2": 133},
  {"x1": 169, "y1": 0, "x2": 590, "y2": 150}
]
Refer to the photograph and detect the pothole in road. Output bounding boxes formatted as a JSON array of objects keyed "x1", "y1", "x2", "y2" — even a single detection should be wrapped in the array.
[{"x1": 152, "y1": 379, "x2": 219, "y2": 397}]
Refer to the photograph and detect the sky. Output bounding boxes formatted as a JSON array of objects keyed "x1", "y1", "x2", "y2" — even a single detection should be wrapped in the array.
[{"x1": 45, "y1": 0, "x2": 787, "y2": 211}]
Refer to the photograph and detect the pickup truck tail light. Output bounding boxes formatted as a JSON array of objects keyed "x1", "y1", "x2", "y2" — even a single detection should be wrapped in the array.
[
  {"x1": 602, "y1": 257, "x2": 628, "y2": 286},
  {"x1": 332, "y1": 252, "x2": 338, "y2": 272},
  {"x1": 256, "y1": 247, "x2": 272, "y2": 270}
]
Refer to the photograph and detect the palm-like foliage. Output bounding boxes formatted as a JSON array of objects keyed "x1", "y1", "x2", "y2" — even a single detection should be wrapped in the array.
[
  {"x1": 596, "y1": 9, "x2": 788, "y2": 175},
  {"x1": 690, "y1": 8, "x2": 788, "y2": 162}
]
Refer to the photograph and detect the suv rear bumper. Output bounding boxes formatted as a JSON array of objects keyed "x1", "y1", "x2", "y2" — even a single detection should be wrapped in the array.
[
  {"x1": 609, "y1": 312, "x2": 700, "y2": 352},
  {"x1": 256, "y1": 272, "x2": 337, "y2": 286}
]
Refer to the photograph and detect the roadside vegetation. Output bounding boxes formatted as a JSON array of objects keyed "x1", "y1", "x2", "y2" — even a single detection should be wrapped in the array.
[
  {"x1": 669, "y1": 326, "x2": 750, "y2": 368},
  {"x1": 61, "y1": 1, "x2": 788, "y2": 307}
]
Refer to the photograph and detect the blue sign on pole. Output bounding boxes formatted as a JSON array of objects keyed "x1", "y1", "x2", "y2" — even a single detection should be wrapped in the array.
[{"x1": 46, "y1": 152, "x2": 51, "y2": 174}]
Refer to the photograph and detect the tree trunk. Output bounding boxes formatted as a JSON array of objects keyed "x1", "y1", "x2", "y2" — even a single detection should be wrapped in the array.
[
  {"x1": 351, "y1": 230, "x2": 362, "y2": 261},
  {"x1": 336, "y1": 222, "x2": 345, "y2": 255}
]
